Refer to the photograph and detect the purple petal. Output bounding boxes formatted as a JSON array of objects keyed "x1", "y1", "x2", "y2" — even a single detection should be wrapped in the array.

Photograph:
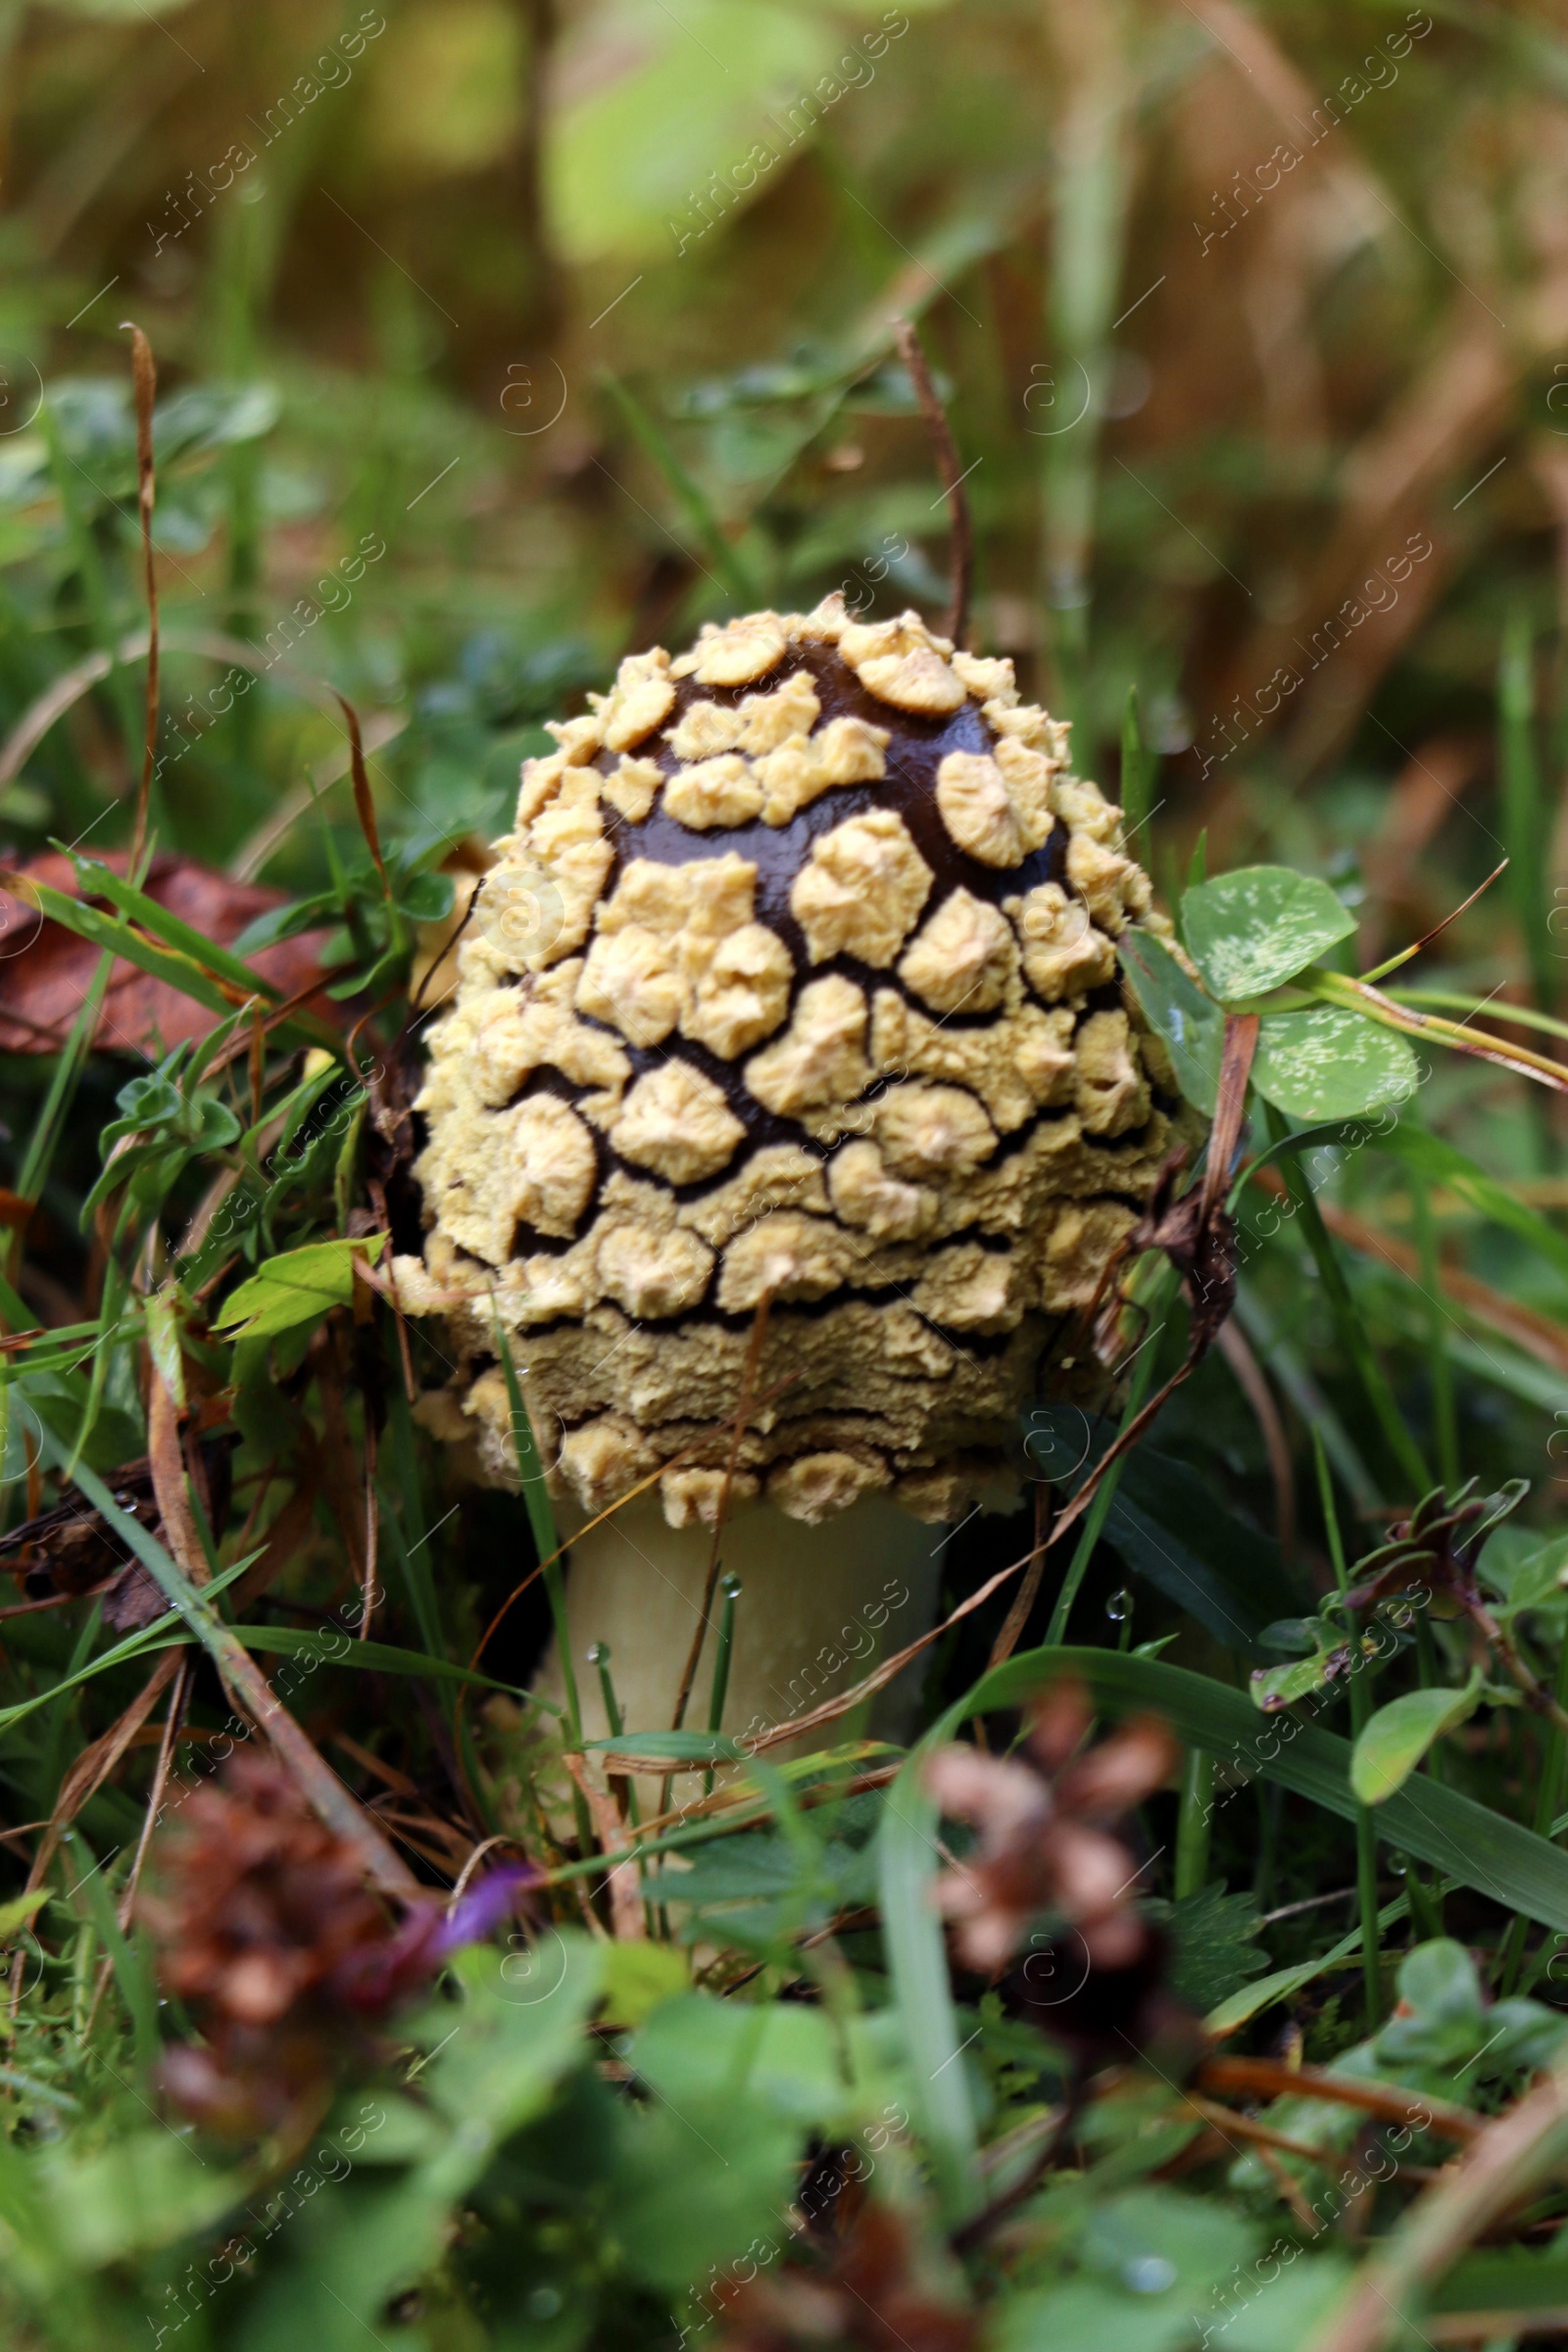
[{"x1": 437, "y1": 1865, "x2": 537, "y2": 1955}]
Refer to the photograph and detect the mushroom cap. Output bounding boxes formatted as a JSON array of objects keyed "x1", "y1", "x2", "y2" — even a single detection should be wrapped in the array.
[{"x1": 398, "y1": 598, "x2": 1189, "y2": 1526}]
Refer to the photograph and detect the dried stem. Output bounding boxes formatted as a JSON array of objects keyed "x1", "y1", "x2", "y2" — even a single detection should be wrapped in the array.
[
  {"x1": 987, "y1": 1487, "x2": 1052, "y2": 1672},
  {"x1": 142, "y1": 1361, "x2": 417, "y2": 1897},
  {"x1": 894, "y1": 317, "x2": 972, "y2": 646},
  {"x1": 334, "y1": 690, "x2": 391, "y2": 899}
]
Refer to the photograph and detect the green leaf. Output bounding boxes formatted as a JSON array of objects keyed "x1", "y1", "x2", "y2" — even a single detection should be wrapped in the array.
[
  {"x1": 878, "y1": 1745, "x2": 984, "y2": 2224},
  {"x1": 45, "y1": 2132, "x2": 242, "y2": 2268},
  {"x1": 1144, "y1": 1884, "x2": 1269, "y2": 2009},
  {"x1": 609, "y1": 2089, "x2": 804, "y2": 2295},
  {"x1": 630, "y1": 1993, "x2": 846, "y2": 2127},
  {"x1": 1249, "y1": 1644, "x2": 1353, "y2": 1711},
  {"x1": 1205, "y1": 1894, "x2": 1413, "y2": 2034},
  {"x1": 1432, "y1": 2253, "x2": 1568, "y2": 2320},
  {"x1": 67, "y1": 854, "x2": 285, "y2": 1003},
  {"x1": 240, "y1": 1942, "x2": 602, "y2": 2352},
  {"x1": 226, "y1": 1627, "x2": 521, "y2": 1694},
  {"x1": 1181, "y1": 864, "x2": 1356, "y2": 1002},
  {"x1": 0, "y1": 1890, "x2": 49, "y2": 1939},
  {"x1": 1251, "y1": 1004, "x2": 1421, "y2": 1119},
  {"x1": 641, "y1": 1795, "x2": 881, "y2": 1945},
  {"x1": 18, "y1": 874, "x2": 237, "y2": 1018},
  {"x1": 1350, "y1": 1672, "x2": 1484, "y2": 1804},
  {"x1": 599, "y1": 1941, "x2": 690, "y2": 2027},
  {"x1": 992, "y1": 2280, "x2": 1195, "y2": 2352},
  {"x1": 548, "y1": 1, "x2": 840, "y2": 264},
  {"x1": 1479, "y1": 1526, "x2": 1568, "y2": 1613},
  {"x1": 1215, "y1": 2257, "x2": 1356, "y2": 2352},
  {"x1": 1375, "y1": 1941, "x2": 1567, "y2": 2077},
  {"x1": 419, "y1": 1938, "x2": 602, "y2": 2140},
  {"x1": 998, "y1": 2188, "x2": 1260, "y2": 2352},
  {"x1": 212, "y1": 1235, "x2": 387, "y2": 1340},
  {"x1": 587, "y1": 1730, "x2": 745, "y2": 1764},
  {"x1": 1116, "y1": 930, "x2": 1224, "y2": 1115}
]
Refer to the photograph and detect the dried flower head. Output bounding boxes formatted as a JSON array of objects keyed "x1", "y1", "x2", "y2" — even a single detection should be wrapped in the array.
[
  {"x1": 141, "y1": 1751, "x2": 457, "y2": 2133},
  {"x1": 925, "y1": 1677, "x2": 1177, "y2": 1975}
]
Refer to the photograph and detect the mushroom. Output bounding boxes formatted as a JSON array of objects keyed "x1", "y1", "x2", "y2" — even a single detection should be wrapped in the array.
[{"x1": 394, "y1": 599, "x2": 1187, "y2": 1764}]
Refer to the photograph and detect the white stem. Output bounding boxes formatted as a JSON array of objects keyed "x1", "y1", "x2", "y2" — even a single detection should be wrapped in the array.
[{"x1": 537, "y1": 1496, "x2": 945, "y2": 1781}]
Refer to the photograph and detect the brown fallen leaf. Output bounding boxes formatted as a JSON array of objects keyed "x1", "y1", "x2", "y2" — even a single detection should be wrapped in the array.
[{"x1": 0, "y1": 850, "x2": 327, "y2": 1057}]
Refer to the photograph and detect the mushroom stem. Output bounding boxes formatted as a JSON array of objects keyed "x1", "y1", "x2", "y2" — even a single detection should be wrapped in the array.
[{"x1": 538, "y1": 1495, "x2": 945, "y2": 1781}]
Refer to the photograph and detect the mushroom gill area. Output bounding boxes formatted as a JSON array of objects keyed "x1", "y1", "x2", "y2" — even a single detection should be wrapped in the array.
[{"x1": 394, "y1": 597, "x2": 1192, "y2": 1531}]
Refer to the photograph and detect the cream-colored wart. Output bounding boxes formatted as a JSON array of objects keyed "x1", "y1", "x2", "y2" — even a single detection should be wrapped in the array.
[
  {"x1": 717, "y1": 1212, "x2": 852, "y2": 1311},
  {"x1": 1009, "y1": 882, "x2": 1116, "y2": 1001},
  {"x1": 754, "y1": 715, "x2": 888, "y2": 825},
  {"x1": 1066, "y1": 831, "x2": 1151, "y2": 931},
  {"x1": 874, "y1": 1082, "x2": 999, "y2": 1182},
  {"x1": 516, "y1": 773, "x2": 613, "y2": 962},
  {"x1": 1041, "y1": 1200, "x2": 1139, "y2": 1310},
  {"x1": 427, "y1": 1093, "x2": 598, "y2": 1266},
  {"x1": 912, "y1": 1241, "x2": 1023, "y2": 1334},
  {"x1": 935, "y1": 748, "x2": 1053, "y2": 869},
  {"x1": 608, "y1": 1061, "x2": 746, "y2": 1184},
  {"x1": 951, "y1": 651, "x2": 1018, "y2": 703},
  {"x1": 595, "y1": 1221, "x2": 713, "y2": 1319},
  {"x1": 601, "y1": 756, "x2": 662, "y2": 824},
  {"x1": 661, "y1": 1464, "x2": 760, "y2": 1529},
  {"x1": 827, "y1": 1139, "x2": 937, "y2": 1243},
  {"x1": 577, "y1": 853, "x2": 792, "y2": 1060},
  {"x1": 592, "y1": 650, "x2": 675, "y2": 752},
  {"x1": 680, "y1": 922, "x2": 794, "y2": 1058},
  {"x1": 839, "y1": 614, "x2": 966, "y2": 714},
  {"x1": 898, "y1": 888, "x2": 1017, "y2": 1014},
  {"x1": 1073, "y1": 1008, "x2": 1152, "y2": 1138},
  {"x1": 672, "y1": 612, "x2": 789, "y2": 687},
  {"x1": 665, "y1": 667, "x2": 822, "y2": 762},
  {"x1": 662, "y1": 754, "x2": 764, "y2": 830},
  {"x1": 745, "y1": 975, "x2": 870, "y2": 1121},
  {"x1": 766, "y1": 1450, "x2": 888, "y2": 1522},
  {"x1": 575, "y1": 926, "x2": 687, "y2": 1047},
  {"x1": 791, "y1": 811, "x2": 933, "y2": 966}
]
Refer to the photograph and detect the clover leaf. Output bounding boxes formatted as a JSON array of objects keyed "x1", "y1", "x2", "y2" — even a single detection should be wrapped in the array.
[
  {"x1": 1250, "y1": 1004, "x2": 1420, "y2": 1120},
  {"x1": 1182, "y1": 865, "x2": 1357, "y2": 1004}
]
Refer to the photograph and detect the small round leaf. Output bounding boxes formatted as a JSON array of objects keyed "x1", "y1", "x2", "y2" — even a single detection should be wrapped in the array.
[
  {"x1": 1251, "y1": 1004, "x2": 1419, "y2": 1121},
  {"x1": 1182, "y1": 865, "x2": 1356, "y2": 1003}
]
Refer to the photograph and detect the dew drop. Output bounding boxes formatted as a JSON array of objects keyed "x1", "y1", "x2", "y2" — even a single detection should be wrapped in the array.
[
  {"x1": 1124, "y1": 2256, "x2": 1178, "y2": 2295},
  {"x1": 720, "y1": 1574, "x2": 743, "y2": 1600},
  {"x1": 1105, "y1": 1589, "x2": 1133, "y2": 1623},
  {"x1": 586, "y1": 1642, "x2": 610, "y2": 1667}
]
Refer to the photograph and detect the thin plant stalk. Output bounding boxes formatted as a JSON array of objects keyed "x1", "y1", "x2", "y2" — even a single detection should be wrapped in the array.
[
  {"x1": 493, "y1": 1319, "x2": 593, "y2": 1855},
  {"x1": 1316, "y1": 1431, "x2": 1383, "y2": 2030},
  {"x1": 1045, "y1": 1257, "x2": 1178, "y2": 1645},
  {"x1": 591, "y1": 1643, "x2": 641, "y2": 1833},
  {"x1": 1265, "y1": 1104, "x2": 1431, "y2": 1497},
  {"x1": 704, "y1": 1573, "x2": 742, "y2": 1798},
  {"x1": 1174, "y1": 1748, "x2": 1213, "y2": 1901}
]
